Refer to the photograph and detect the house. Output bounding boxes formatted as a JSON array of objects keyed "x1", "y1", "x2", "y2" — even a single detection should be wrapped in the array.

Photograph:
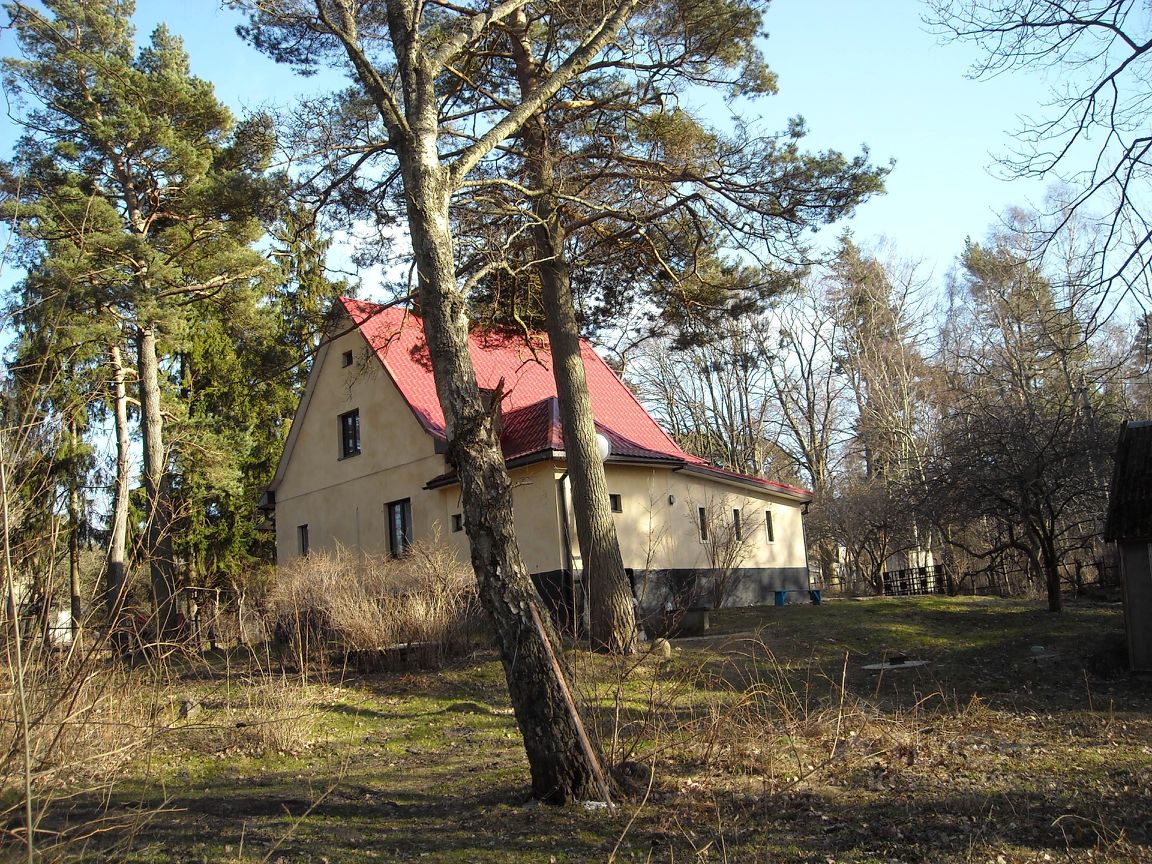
[
  {"x1": 1103, "y1": 420, "x2": 1152, "y2": 672},
  {"x1": 264, "y1": 298, "x2": 812, "y2": 623}
]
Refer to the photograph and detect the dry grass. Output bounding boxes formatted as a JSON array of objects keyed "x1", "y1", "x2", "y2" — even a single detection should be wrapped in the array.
[
  {"x1": 4, "y1": 596, "x2": 1150, "y2": 863},
  {"x1": 0, "y1": 628, "x2": 177, "y2": 860},
  {"x1": 267, "y1": 542, "x2": 483, "y2": 663}
]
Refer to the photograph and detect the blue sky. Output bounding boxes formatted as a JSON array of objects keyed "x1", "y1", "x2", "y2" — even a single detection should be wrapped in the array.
[{"x1": 1, "y1": 0, "x2": 1058, "y2": 291}]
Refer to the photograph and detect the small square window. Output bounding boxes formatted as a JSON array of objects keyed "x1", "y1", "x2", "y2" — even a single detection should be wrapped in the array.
[
  {"x1": 765, "y1": 510, "x2": 775, "y2": 543},
  {"x1": 609, "y1": 493, "x2": 622, "y2": 513},
  {"x1": 341, "y1": 350, "x2": 353, "y2": 367},
  {"x1": 451, "y1": 513, "x2": 463, "y2": 533},
  {"x1": 339, "y1": 409, "x2": 361, "y2": 458}
]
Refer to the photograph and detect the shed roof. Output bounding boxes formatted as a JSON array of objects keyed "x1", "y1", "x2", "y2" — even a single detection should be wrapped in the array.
[{"x1": 1104, "y1": 420, "x2": 1152, "y2": 542}]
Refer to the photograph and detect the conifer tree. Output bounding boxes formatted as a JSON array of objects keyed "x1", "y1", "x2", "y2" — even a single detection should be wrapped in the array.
[{"x1": 2, "y1": 0, "x2": 279, "y2": 635}]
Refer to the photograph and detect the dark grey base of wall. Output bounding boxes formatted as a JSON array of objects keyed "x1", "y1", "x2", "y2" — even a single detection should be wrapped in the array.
[
  {"x1": 530, "y1": 566, "x2": 810, "y2": 628},
  {"x1": 530, "y1": 570, "x2": 582, "y2": 636},
  {"x1": 633, "y1": 567, "x2": 811, "y2": 614}
]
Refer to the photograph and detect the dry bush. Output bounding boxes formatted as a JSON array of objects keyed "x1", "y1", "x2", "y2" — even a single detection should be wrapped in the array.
[
  {"x1": 0, "y1": 625, "x2": 168, "y2": 859},
  {"x1": 167, "y1": 672, "x2": 319, "y2": 759},
  {"x1": 267, "y1": 541, "x2": 482, "y2": 663}
]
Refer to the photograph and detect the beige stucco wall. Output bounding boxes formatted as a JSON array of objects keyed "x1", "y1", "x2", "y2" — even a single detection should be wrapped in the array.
[
  {"x1": 274, "y1": 324, "x2": 448, "y2": 562},
  {"x1": 433, "y1": 462, "x2": 566, "y2": 575},
  {"x1": 275, "y1": 323, "x2": 567, "y2": 571},
  {"x1": 580, "y1": 463, "x2": 808, "y2": 574}
]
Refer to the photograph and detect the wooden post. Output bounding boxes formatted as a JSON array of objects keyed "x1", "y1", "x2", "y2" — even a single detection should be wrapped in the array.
[{"x1": 527, "y1": 600, "x2": 612, "y2": 804}]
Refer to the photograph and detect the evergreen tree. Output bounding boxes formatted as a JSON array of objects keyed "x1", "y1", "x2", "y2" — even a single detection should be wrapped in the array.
[{"x1": 3, "y1": 0, "x2": 280, "y2": 635}]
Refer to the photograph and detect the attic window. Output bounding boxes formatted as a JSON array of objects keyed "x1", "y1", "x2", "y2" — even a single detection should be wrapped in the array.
[
  {"x1": 341, "y1": 350, "x2": 353, "y2": 367},
  {"x1": 609, "y1": 493, "x2": 622, "y2": 513}
]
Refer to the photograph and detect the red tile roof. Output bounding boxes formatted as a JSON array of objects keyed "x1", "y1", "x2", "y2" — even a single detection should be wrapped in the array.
[
  {"x1": 343, "y1": 299, "x2": 693, "y2": 457},
  {"x1": 341, "y1": 298, "x2": 812, "y2": 501}
]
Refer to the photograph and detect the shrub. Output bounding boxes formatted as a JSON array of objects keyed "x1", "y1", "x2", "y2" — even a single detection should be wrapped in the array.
[{"x1": 267, "y1": 541, "x2": 483, "y2": 664}]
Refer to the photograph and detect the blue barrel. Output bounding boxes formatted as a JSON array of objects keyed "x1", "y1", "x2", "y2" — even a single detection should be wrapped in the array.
[
  {"x1": 774, "y1": 591, "x2": 787, "y2": 607},
  {"x1": 809, "y1": 590, "x2": 822, "y2": 605}
]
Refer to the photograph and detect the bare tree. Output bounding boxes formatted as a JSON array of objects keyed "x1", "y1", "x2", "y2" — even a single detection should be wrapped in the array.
[
  {"x1": 764, "y1": 279, "x2": 856, "y2": 500},
  {"x1": 628, "y1": 320, "x2": 784, "y2": 479},
  {"x1": 929, "y1": 215, "x2": 1125, "y2": 611},
  {"x1": 928, "y1": 0, "x2": 1152, "y2": 301}
]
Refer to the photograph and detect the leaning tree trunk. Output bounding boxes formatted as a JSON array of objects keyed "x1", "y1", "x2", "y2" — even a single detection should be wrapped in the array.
[
  {"x1": 511, "y1": 81, "x2": 636, "y2": 652},
  {"x1": 397, "y1": 122, "x2": 603, "y2": 800},
  {"x1": 136, "y1": 326, "x2": 177, "y2": 639},
  {"x1": 105, "y1": 342, "x2": 130, "y2": 620}
]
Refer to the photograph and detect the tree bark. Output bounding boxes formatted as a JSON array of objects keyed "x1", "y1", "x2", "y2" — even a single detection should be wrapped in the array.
[
  {"x1": 105, "y1": 342, "x2": 130, "y2": 621},
  {"x1": 136, "y1": 326, "x2": 177, "y2": 638},
  {"x1": 1040, "y1": 540, "x2": 1063, "y2": 613},
  {"x1": 67, "y1": 421, "x2": 81, "y2": 641},
  {"x1": 392, "y1": 62, "x2": 602, "y2": 802},
  {"x1": 509, "y1": 32, "x2": 637, "y2": 652}
]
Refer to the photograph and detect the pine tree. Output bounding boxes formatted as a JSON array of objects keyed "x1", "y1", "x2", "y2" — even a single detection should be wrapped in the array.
[{"x1": 3, "y1": 0, "x2": 280, "y2": 636}]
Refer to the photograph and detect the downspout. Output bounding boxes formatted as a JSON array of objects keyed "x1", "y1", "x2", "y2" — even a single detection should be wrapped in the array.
[
  {"x1": 557, "y1": 471, "x2": 579, "y2": 638},
  {"x1": 800, "y1": 500, "x2": 812, "y2": 589}
]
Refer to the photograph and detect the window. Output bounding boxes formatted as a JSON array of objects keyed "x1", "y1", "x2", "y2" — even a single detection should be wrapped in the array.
[
  {"x1": 732, "y1": 508, "x2": 742, "y2": 541},
  {"x1": 388, "y1": 498, "x2": 412, "y2": 557},
  {"x1": 339, "y1": 409, "x2": 361, "y2": 458},
  {"x1": 451, "y1": 513, "x2": 463, "y2": 533},
  {"x1": 297, "y1": 524, "x2": 310, "y2": 556},
  {"x1": 765, "y1": 510, "x2": 775, "y2": 543},
  {"x1": 698, "y1": 506, "x2": 708, "y2": 542},
  {"x1": 609, "y1": 493, "x2": 622, "y2": 513},
  {"x1": 341, "y1": 349, "x2": 353, "y2": 368}
]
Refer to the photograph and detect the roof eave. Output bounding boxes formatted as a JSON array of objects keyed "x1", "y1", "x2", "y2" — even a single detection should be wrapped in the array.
[
  {"x1": 424, "y1": 449, "x2": 560, "y2": 489},
  {"x1": 676, "y1": 463, "x2": 814, "y2": 503}
]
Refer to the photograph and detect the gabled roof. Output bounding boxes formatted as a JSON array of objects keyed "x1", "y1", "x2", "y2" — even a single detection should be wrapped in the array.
[
  {"x1": 329, "y1": 298, "x2": 812, "y2": 502},
  {"x1": 1104, "y1": 420, "x2": 1152, "y2": 542},
  {"x1": 342, "y1": 298, "x2": 693, "y2": 459}
]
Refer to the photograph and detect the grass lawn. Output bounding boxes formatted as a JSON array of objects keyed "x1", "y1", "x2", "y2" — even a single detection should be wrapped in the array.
[{"x1": 18, "y1": 595, "x2": 1152, "y2": 863}]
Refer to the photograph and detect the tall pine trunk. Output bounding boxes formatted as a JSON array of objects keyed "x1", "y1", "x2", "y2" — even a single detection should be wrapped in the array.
[
  {"x1": 538, "y1": 231, "x2": 637, "y2": 654},
  {"x1": 105, "y1": 342, "x2": 130, "y2": 620},
  {"x1": 67, "y1": 467, "x2": 81, "y2": 645},
  {"x1": 507, "y1": 22, "x2": 636, "y2": 652},
  {"x1": 136, "y1": 327, "x2": 177, "y2": 638},
  {"x1": 396, "y1": 103, "x2": 602, "y2": 802}
]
